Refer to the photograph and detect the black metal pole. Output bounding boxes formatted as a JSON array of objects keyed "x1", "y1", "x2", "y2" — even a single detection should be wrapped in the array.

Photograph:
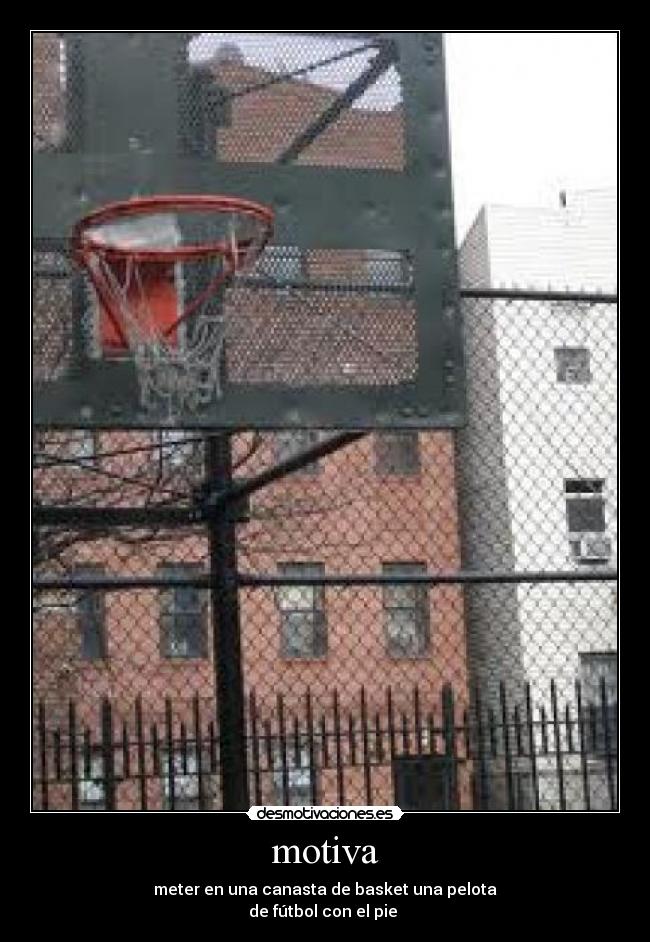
[{"x1": 205, "y1": 433, "x2": 249, "y2": 810}]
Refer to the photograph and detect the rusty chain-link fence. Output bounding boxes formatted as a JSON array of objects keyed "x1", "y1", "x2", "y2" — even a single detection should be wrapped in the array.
[{"x1": 32, "y1": 290, "x2": 618, "y2": 812}]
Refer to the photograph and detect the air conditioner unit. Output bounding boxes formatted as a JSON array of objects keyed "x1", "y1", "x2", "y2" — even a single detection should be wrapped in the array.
[{"x1": 574, "y1": 534, "x2": 612, "y2": 562}]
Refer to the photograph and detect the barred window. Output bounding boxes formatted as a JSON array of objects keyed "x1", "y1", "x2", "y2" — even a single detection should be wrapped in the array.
[
  {"x1": 277, "y1": 563, "x2": 327, "y2": 659},
  {"x1": 159, "y1": 565, "x2": 207, "y2": 659},
  {"x1": 75, "y1": 566, "x2": 106, "y2": 660},
  {"x1": 374, "y1": 432, "x2": 421, "y2": 476},
  {"x1": 555, "y1": 347, "x2": 591, "y2": 384},
  {"x1": 565, "y1": 479, "x2": 606, "y2": 532},
  {"x1": 272, "y1": 742, "x2": 314, "y2": 806},
  {"x1": 77, "y1": 750, "x2": 105, "y2": 810},
  {"x1": 161, "y1": 748, "x2": 206, "y2": 810},
  {"x1": 383, "y1": 563, "x2": 430, "y2": 658}
]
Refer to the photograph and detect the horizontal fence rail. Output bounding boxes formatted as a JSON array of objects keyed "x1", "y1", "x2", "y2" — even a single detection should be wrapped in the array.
[{"x1": 34, "y1": 570, "x2": 617, "y2": 590}]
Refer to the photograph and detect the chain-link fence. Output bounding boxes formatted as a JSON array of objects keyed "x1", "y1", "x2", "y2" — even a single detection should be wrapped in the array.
[{"x1": 32, "y1": 290, "x2": 618, "y2": 811}]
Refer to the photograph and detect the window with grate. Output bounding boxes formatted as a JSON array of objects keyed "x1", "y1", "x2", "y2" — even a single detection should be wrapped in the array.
[
  {"x1": 159, "y1": 566, "x2": 207, "y2": 659},
  {"x1": 383, "y1": 563, "x2": 430, "y2": 658},
  {"x1": 77, "y1": 750, "x2": 106, "y2": 810},
  {"x1": 555, "y1": 347, "x2": 591, "y2": 384},
  {"x1": 161, "y1": 747, "x2": 210, "y2": 810},
  {"x1": 75, "y1": 566, "x2": 107, "y2": 660},
  {"x1": 277, "y1": 563, "x2": 327, "y2": 658},
  {"x1": 271, "y1": 741, "x2": 315, "y2": 806}
]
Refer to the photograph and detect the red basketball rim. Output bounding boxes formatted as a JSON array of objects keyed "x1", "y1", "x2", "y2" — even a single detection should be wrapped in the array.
[{"x1": 71, "y1": 194, "x2": 274, "y2": 264}]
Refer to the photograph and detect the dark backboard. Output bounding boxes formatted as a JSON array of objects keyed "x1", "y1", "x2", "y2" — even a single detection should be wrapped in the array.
[{"x1": 32, "y1": 31, "x2": 464, "y2": 429}]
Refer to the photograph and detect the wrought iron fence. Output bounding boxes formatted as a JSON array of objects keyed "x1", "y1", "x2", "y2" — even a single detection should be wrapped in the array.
[
  {"x1": 32, "y1": 290, "x2": 619, "y2": 811},
  {"x1": 33, "y1": 683, "x2": 617, "y2": 812}
]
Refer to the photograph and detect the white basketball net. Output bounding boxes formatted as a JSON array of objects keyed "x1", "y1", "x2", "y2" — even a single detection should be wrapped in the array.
[{"x1": 83, "y1": 213, "x2": 259, "y2": 422}]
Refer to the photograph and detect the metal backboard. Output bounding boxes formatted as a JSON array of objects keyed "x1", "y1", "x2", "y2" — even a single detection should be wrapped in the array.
[{"x1": 32, "y1": 31, "x2": 464, "y2": 429}]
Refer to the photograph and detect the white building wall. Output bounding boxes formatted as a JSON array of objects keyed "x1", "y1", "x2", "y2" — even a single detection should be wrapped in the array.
[
  {"x1": 483, "y1": 189, "x2": 617, "y2": 293},
  {"x1": 458, "y1": 190, "x2": 617, "y2": 807}
]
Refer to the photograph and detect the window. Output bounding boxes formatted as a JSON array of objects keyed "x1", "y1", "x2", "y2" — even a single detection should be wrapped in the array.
[
  {"x1": 77, "y1": 751, "x2": 105, "y2": 810},
  {"x1": 272, "y1": 742, "x2": 314, "y2": 806},
  {"x1": 374, "y1": 432, "x2": 421, "y2": 476},
  {"x1": 161, "y1": 748, "x2": 206, "y2": 810},
  {"x1": 277, "y1": 563, "x2": 327, "y2": 658},
  {"x1": 255, "y1": 245, "x2": 303, "y2": 284},
  {"x1": 159, "y1": 566, "x2": 207, "y2": 659},
  {"x1": 365, "y1": 249, "x2": 409, "y2": 288},
  {"x1": 68, "y1": 430, "x2": 96, "y2": 467},
  {"x1": 75, "y1": 566, "x2": 106, "y2": 660},
  {"x1": 579, "y1": 652, "x2": 618, "y2": 755},
  {"x1": 555, "y1": 347, "x2": 591, "y2": 384},
  {"x1": 154, "y1": 429, "x2": 198, "y2": 471},
  {"x1": 275, "y1": 430, "x2": 321, "y2": 476},
  {"x1": 564, "y1": 479, "x2": 610, "y2": 563},
  {"x1": 383, "y1": 563, "x2": 430, "y2": 658}
]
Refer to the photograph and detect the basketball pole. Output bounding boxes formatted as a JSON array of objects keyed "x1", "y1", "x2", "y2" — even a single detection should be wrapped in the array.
[{"x1": 205, "y1": 432, "x2": 250, "y2": 810}]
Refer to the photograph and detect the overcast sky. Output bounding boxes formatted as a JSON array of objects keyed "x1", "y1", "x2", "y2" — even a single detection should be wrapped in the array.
[
  {"x1": 196, "y1": 31, "x2": 619, "y2": 243},
  {"x1": 444, "y1": 32, "x2": 618, "y2": 240}
]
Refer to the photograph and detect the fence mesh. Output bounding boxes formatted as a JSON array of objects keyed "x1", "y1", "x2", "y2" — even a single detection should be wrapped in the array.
[{"x1": 32, "y1": 292, "x2": 618, "y2": 811}]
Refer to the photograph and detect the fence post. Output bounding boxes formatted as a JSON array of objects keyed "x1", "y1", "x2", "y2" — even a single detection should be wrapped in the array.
[
  {"x1": 442, "y1": 684, "x2": 459, "y2": 810},
  {"x1": 473, "y1": 686, "x2": 490, "y2": 810},
  {"x1": 100, "y1": 697, "x2": 116, "y2": 811}
]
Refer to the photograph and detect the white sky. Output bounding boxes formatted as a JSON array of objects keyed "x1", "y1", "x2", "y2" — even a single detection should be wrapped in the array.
[
  {"x1": 444, "y1": 32, "x2": 618, "y2": 240},
  {"x1": 194, "y1": 31, "x2": 619, "y2": 243}
]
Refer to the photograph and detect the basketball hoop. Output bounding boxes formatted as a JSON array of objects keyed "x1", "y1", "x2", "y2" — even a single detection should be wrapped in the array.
[{"x1": 71, "y1": 194, "x2": 274, "y2": 420}]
